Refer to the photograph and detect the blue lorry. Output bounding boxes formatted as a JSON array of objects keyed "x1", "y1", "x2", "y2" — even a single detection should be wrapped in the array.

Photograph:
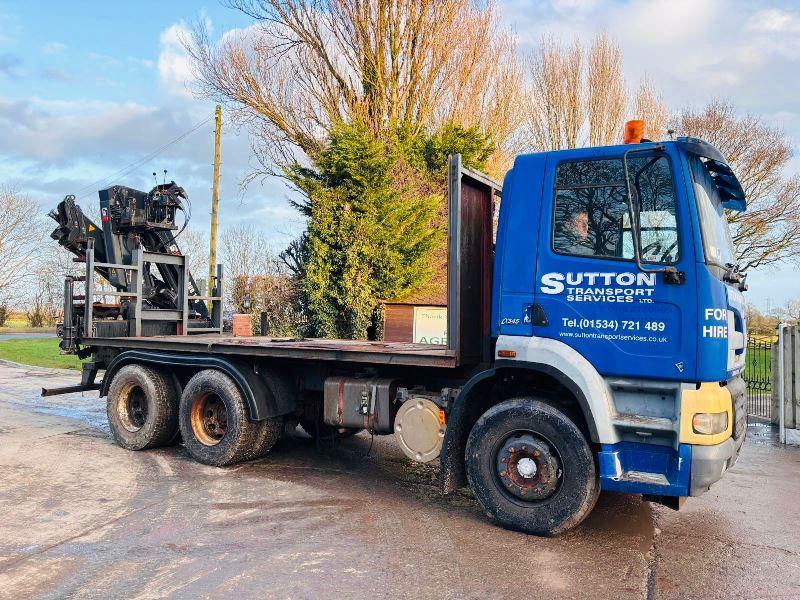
[{"x1": 49, "y1": 125, "x2": 748, "y2": 535}]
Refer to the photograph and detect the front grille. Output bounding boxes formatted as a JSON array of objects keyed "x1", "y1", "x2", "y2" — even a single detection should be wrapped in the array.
[{"x1": 728, "y1": 376, "x2": 747, "y2": 441}]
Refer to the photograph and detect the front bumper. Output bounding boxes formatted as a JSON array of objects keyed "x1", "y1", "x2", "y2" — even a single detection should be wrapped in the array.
[
  {"x1": 600, "y1": 376, "x2": 747, "y2": 499},
  {"x1": 689, "y1": 375, "x2": 746, "y2": 496},
  {"x1": 689, "y1": 433, "x2": 743, "y2": 496}
]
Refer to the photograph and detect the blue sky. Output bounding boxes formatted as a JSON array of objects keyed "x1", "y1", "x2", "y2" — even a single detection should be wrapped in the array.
[
  {"x1": 0, "y1": 0, "x2": 304, "y2": 242},
  {"x1": 1, "y1": 0, "x2": 799, "y2": 311}
]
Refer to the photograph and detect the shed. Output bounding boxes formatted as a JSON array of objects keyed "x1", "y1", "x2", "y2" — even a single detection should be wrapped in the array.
[{"x1": 383, "y1": 266, "x2": 448, "y2": 345}]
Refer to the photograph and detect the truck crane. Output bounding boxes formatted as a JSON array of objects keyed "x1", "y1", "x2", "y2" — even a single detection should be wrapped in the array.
[{"x1": 45, "y1": 123, "x2": 748, "y2": 536}]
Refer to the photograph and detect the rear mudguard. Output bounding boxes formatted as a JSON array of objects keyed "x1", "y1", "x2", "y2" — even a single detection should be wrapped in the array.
[{"x1": 100, "y1": 350, "x2": 296, "y2": 421}]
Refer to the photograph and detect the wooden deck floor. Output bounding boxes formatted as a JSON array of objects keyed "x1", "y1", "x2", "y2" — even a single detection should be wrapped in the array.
[{"x1": 88, "y1": 335, "x2": 458, "y2": 368}]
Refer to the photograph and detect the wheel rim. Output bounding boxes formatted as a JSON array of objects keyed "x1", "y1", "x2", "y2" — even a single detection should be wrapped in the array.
[
  {"x1": 190, "y1": 392, "x2": 228, "y2": 446},
  {"x1": 495, "y1": 432, "x2": 561, "y2": 502},
  {"x1": 118, "y1": 385, "x2": 148, "y2": 432}
]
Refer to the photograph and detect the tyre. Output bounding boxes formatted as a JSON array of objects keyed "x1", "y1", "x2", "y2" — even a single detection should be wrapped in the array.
[
  {"x1": 465, "y1": 397, "x2": 599, "y2": 536},
  {"x1": 106, "y1": 364, "x2": 179, "y2": 451},
  {"x1": 179, "y1": 369, "x2": 260, "y2": 466},
  {"x1": 249, "y1": 417, "x2": 283, "y2": 459}
]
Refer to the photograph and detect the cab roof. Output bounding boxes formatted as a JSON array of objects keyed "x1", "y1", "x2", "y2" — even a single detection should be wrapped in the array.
[{"x1": 513, "y1": 137, "x2": 746, "y2": 211}]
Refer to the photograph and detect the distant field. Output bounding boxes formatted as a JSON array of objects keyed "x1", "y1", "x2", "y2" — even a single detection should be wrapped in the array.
[
  {"x1": 749, "y1": 333, "x2": 778, "y2": 344},
  {"x1": 0, "y1": 338, "x2": 81, "y2": 370},
  {"x1": 0, "y1": 315, "x2": 55, "y2": 334}
]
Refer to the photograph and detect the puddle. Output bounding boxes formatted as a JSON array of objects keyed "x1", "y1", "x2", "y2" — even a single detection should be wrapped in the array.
[{"x1": 746, "y1": 421, "x2": 778, "y2": 445}]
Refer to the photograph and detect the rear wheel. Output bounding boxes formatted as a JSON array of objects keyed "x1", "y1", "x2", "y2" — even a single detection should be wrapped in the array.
[
  {"x1": 179, "y1": 370, "x2": 261, "y2": 466},
  {"x1": 249, "y1": 417, "x2": 283, "y2": 459},
  {"x1": 106, "y1": 364, "x2": 179, "y2": 450},
  {"x1": 465, "y1": 397, "x2": 599, "y2": 536}
]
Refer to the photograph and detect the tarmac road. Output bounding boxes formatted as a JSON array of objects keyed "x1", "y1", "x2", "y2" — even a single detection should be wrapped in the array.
[{"x1": 1, "y1": 362, "x2": 799, "y2": 599}]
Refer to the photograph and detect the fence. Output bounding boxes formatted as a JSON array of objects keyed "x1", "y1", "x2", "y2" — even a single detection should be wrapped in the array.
[{"x1": 743, "y1": 337, "x2": 772, "y2": 419}]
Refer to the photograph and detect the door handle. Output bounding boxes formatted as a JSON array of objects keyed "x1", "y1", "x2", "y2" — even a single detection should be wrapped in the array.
[{"x1": 525, "y1": 304, "x2": 548, "y2": 326}]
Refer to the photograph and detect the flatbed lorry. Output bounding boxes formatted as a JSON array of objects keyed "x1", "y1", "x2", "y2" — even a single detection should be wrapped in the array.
[{"x1": 47, "y1": 123, "x2": 748, "y2": 535}]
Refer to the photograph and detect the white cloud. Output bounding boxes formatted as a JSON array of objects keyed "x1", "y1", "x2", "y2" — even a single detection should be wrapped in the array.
[
  {"x1": 0, "y1": 90, "x2": 301, "y2": 244},
  {"x1": 502, "y1": 0, "x2": 800, "y2": 118},
  {"x1": 42, "y1": 41, "x2": 66, "y2": 55},
  {"x1": 619, "y1": 0, "x2": 721, "y2": 45},
  {"x1": 550, "y1": 0, "x2": 601, "y2": 13},
  {"x1": 40, "y1": 67, "x2": 72, "y2": 82},
  {"x1": 0, "y1": 97, "x2": 163, "y2": 159},
  {"x1": 158, "y1": 23, "x2": 195, "y2": 98},
  {"x1": 87, "y1": 52, "x2": 120, "y2": 68},
  {"x1": 0, "y1": 10, "x2": 21, "y2": 47},
  {"x1": 128, "y1": 57, "x2": 154, "y2": 69},
  {"x1": 748, "y1": 8, "x2": 800, "y2": 34},
  {"x1": 158, "y1": 13, "x2": 215, "y2": 99}
]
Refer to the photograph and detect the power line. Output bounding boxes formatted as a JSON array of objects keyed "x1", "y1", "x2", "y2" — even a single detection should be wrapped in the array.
[
  {"x1": 74, "y1": 113, "x2": 215, "y2": 200},
  {"x1": 75, "y1": 113, "x2": 214, "y2": 197}
]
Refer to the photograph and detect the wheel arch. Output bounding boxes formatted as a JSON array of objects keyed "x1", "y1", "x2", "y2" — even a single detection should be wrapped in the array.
[
  {"x1": 440, "y1": 362, "x2": 603, "y2": 494},
  {"x1": 100, "y1": 351, "x2": 296, "y2": 421}
]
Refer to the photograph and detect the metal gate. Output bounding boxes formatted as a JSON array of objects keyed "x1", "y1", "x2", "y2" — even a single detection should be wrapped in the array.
[{"x1": 743, "y1": 337, "x2": 772, "y2": 419}]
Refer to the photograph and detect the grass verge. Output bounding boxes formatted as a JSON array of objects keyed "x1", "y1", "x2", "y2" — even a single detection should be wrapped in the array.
[
  {"x1": 0, "y1": 338, "x2": 82, "y2": 370},
  {"x1": 0, "y1": 315, "x2": 56, "y2": 334}
]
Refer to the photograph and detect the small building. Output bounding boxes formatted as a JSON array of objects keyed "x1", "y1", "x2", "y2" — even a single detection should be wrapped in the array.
[{"x1": 383, "y1": 272, "x2": 447, "y2": 345}]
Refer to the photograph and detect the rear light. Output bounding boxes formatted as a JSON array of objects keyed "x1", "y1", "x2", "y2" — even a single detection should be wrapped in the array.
[
  {"x1": 692, "y1": 412, "x2": 728, "y2": 435},
  {"x1": 497, "y1": 350, "x2": 516, "y2": 358}
]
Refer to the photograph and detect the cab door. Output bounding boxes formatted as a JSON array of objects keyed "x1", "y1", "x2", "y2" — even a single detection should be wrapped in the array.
[{"x1": 533, "y1": 145, "x2": 697, "y2": 381}]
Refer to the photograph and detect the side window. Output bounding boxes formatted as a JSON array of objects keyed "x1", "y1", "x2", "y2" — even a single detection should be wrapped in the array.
[
  {"x1": 553, "y1": 156, "x2": 680, "y2": 264},
  {"x1": 626, "y1": 156, "x2": 680, "y2": 264},
  {"x1": 553, "y1": 159, "x2": 628, "y2": 258}
]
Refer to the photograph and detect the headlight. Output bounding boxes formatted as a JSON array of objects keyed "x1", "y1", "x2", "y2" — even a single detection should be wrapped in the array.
[{"x1": 692, "y1": 412, "x2": 728, "y2": 435}]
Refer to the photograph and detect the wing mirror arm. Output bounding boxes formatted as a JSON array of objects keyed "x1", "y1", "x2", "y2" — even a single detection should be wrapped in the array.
[{"x1": 622, "y1": 144, "x2": 685, "y2": 285}]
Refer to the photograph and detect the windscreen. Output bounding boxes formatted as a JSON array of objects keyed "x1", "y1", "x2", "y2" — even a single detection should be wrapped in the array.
[{"x1": 689, "y1": 155, "x2": 737, "y2": 268}]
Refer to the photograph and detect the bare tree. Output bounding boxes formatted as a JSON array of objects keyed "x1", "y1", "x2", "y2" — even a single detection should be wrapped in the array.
[
  {"x1": 634, "y1": 77, "x2": 668, "y2": 141},
  {"x1": 24, "y1": 239, "x2": 82, "y2": 326},
  {"x1": 522, "y1": 34, "x2": 641, "y2": 152},
  {"x1": 187, "y1": 0, "x2": 521, "y2": 177},
  {"x1": 220, "y1": 222, "x2": 276, "y2": 310},
  {"x1": 524, "y1": 37, "x2": 583, "y2": 151},
  {"x1": 178, "y1": 227, "x2": 210, "y2": 288},
  {"x1": 221, "y1": 223, "x2": 272, "y2": 282},
  {"x1": 745, "y1": 302, "x2": 779, "y2": 334},
  {"x1": 0, "y1": 188, "x2": 41, "y2": 306},
  {"x1": 586, "y1": 35, "x2": 626, "y2": 147},
  {"x1": 220, "y1": 223, "x2": 301, "y2": 332},
  {"x1": 674, "y1": 100, "x2": 800, "y2": 270}
]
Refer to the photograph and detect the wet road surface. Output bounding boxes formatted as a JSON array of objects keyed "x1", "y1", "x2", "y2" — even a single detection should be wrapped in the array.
[{"x1": 0, "y1": 363, "x2": 799, "y2": 599}]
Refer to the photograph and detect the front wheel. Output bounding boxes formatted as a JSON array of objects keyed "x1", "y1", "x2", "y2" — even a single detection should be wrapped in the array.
[{"x1": 465, "y1": 397, "x2": 599, "y2": 536}]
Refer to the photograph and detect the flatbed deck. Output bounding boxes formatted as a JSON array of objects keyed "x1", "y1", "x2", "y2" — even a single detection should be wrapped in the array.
[{"x1": 88, "y1": 335, "x2": 459, "y2": 368}]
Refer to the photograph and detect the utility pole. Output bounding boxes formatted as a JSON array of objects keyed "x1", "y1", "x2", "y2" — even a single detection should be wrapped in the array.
[{"x1": 209, "y1": 105, "x2": 222, "y2": 299}]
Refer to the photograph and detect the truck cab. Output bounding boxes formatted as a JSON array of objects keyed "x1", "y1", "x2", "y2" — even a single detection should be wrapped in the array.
[{"x1": 485, "y1": 134, "x2": 747, "y2": 510}]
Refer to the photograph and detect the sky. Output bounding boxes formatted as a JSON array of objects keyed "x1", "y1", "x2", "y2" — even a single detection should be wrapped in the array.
[{"x1": 1, "y1": 0, "x2": 798, "y2": 311}]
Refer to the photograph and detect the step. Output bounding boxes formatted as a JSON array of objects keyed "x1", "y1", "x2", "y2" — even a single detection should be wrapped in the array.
[
  {"x1": 612, "y1": 413, "x2": 674, "y2": 432},
  {"x1": 617, "y1": 470, "x2": 670, "y2": 486}
]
